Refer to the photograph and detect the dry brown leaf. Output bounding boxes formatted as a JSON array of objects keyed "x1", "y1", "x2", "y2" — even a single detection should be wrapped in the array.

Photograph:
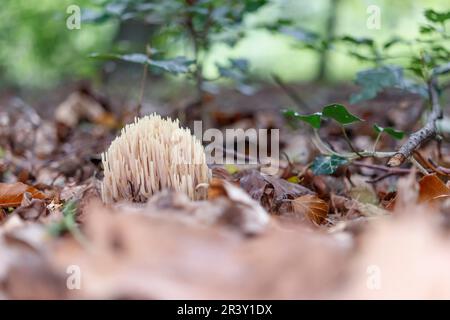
[
  {"x1": 331, "y1": 194, "x2": 389, "y2": 218},
  {"x1": 292, "y1": 195, "x2": 329, "y2": 225},
  {"x1": 207, "y1": 177, "x2": 229, "y2": 199},
  {"x1": 55, "y1": 91, "x2": 117, "y2": 128},
  {"x1": 391, "y1": 169, "x2": 419, "y2": 211},
  {"x1": 236, "y1": 169, "x2": 313, "y2": 212},
  {"x1": 46, "y1": 200, "x2": 347, "y2": 299},
  {"x1": 14, "y1": 192, "x2": 47, "y2": 221},
  {"x1": 418, "y1": 174, "x2": 450, "y2": 203},
  {"x1": 207, "y1": 178, "x2": 269, "y2": 234},
  {"x1": 339, "y1": 209, "x2": 450, "y2": 299},
  {"x1": 0, "y1": 182, "x2": 46, "y2": 208}
]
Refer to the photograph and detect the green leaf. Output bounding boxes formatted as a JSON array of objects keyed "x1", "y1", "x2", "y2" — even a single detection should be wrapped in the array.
[
  {"x1": 424, "y1": 9, "x2": 450, "y2": 23},
  {"x1": 282, "y1": 110, "x2": 322, "y2": 129},
  {"x1": 383, "y1": 37, "x2": 409, "y2": 49},
  {"x1": 47, "y1": 200, "x2": 77, "y2": 237},
  {"x1": 373, "y1": 124, "x2": 404, "y2": 140},
  {"x1": 420, "y1": 25, "x2": 437, "y2": 34},
  {"x1": 311, "y1": 155, "x2": 349, "y2": 175},
  {"x1": 244, "y1": 0, "x2": 269, "y2": 12},
  {"x1": 90, "y1": 53, "x2": 194, "y2": 74},
  {"x1": 340, "y1": 36, "x2": 374, "y2": 47},
  {"x1": 322, "y1": 104, "x2": 362, "y2": 125},
  {"x1": 149, "y1": 56, "x2": 194, "y2": 74},
  {"x1": 281, "y1": 26, "x2": 319, "y2": 43},
  {"x1": 216, "y1": 58, "x2": 255, "y2": 95},
  {"x1": 350, "y1": 66, "x2": 427, "y2": 103}
]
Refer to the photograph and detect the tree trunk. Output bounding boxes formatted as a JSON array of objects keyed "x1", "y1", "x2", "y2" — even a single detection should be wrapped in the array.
[{"x1": 317, "y1": 0, "x2": 340, "y2": 82}]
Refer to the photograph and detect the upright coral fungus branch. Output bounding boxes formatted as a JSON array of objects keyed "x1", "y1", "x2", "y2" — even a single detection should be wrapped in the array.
[{"x1": 101, "y1": 114, "x2": 211, "y2": 203}]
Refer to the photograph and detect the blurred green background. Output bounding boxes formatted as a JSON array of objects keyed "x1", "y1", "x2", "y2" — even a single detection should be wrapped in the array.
[{"x1": 0, "y1": 0, "x2": 448, "y2": 90}]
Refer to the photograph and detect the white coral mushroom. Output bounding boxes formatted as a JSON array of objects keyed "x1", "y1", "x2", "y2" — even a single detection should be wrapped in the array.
[{"x1": 101, "y1": 114, "x2": 210, "y2": 203}]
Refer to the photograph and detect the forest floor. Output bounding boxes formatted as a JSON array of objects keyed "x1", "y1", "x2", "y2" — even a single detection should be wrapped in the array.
[{"x1": 1, "y1": 82, "x2": 450, "y2": 299}]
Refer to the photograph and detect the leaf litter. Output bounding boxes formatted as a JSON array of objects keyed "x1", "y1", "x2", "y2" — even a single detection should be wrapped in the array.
[{"x1": 2, "y1": 88, "x2": 450, "y2": 299}]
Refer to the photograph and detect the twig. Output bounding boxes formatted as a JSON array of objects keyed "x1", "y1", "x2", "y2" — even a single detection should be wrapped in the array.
[
  {"x1": 388, "y1": 66, "x2": 446, "y2": 167},
  {"x1": 352, "y1": 161, "x2": 410, "y2": 183},
  {"x1": 312, "y1": 129, "x2": 396, "y2": 160},
  {"x1": 410, "y1": 156, "x2": 429, "y2": 175},
  {"x1": 367, "y1": 172, "x2": 400, "y2": 184},
  {"x1": 340, "y1": 125, "x2": 362, "y2": 157},
  {"x1": 372, "y1": 131, "x2": 382, "y2": 154},
  {"x1": 413, "y1": 151, "x2": 450, "y2": 176},
  {"x1": 352, "y1": 161, "x2": 410, "y2": 173},
  {"x1": 136, "y1": 46, "x2": 152, "y2": 117},
  {"x1": 433, "y1": 62, "x2": 450, "y2": 76},
  {"x1": 428, "y1": 158, "x2": 450, "y2": 175},
  {"x1": 272, "y1": 74, "x2": 312, "y2": 112},
  {"x1": 137, "y1": 63, "x2": 148, "y2": 117}
]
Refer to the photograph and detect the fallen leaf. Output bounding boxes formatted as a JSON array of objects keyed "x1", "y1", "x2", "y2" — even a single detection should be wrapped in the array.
[
  {"x1": 236, "y1": 169, "x2": 313, "y2": 212},
  {"x1": 34, "y1": 121, "x2": 58, "y2": 158},
  {"x1": 14, "y1": 192, "x2": 47, "y2": 221},
  {"x1": 46, "y1": 200, "x2": 347, "y2": 299},
  {"x1": 55, "y1": 91, "x2": 117, "y2": 128},
  {"x1": 348, "y1": 175, "x2": 378, "y2": 205},
  {"x1": 340, "y1": 210, "x2": 450, "y2": 299},
  {"x1": 0, "y1": 182, "x2": 46, "y2": 208},
  {"x1": 207, "y1": 178, "x2": 270, "y2": 234},
  {"x1": 292, "y1": 195, "x2": 329, "y2": 225},
  {"x1": 207, "y1": 178, "x2": 229, "y2": 199},
  {"x1": 392, "y1": 169, "x2": 419, "y2": 210},
  {"x1": 418, "y1": 174, "x2": 450, "y2": 203},
  {"x1": 331, "y1": 194, "x2": 389, "y2": 218}
]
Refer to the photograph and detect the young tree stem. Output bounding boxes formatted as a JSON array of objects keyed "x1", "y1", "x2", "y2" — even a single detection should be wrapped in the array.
[{"x1": 387, "y1": 65, "x2": 448, "y2": 167}]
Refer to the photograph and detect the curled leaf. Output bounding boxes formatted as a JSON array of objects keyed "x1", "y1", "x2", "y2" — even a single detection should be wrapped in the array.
[
  {"x1": 418, "y1": 174, "x2": 450, "y2": 203},
  {"x1": 0, "y1": 182, "x2": 46, "y2": 208}
]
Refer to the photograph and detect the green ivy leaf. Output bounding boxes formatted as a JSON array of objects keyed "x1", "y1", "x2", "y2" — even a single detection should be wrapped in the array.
[
  {"x1": 373, "y1": 124, "x2": 405, "y2": 140},
  {"x1": 282, "y1": 110, "x2": 322, "y2": 129},
  {"x1": 311, "y1": 155, "x2": 348, "y2": 175},
  {"x1": 322, "y1": 104, "x2": 362, "y2": 125}
]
